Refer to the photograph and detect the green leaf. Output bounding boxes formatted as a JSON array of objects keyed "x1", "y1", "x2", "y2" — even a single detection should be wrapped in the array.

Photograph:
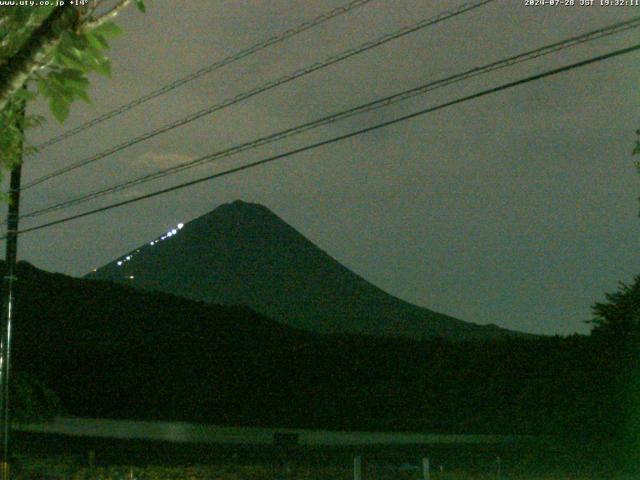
[
  {"x1": 76, "y1": 89, "x2": 92, "y2": 104},
  {"x1": 68, "y1": 31, "x2": 89, "y2": 50},
  {"x1": 56, "y1": 50, "x2": 86, "y2": 70},
  {"x1": 134, "y1": 0, "x2": 146, "y2": 13},
  {"x1": 94, "y1": 57, "x2": 112, "y2": 77},
  {"x1": 36, "y1": 78, "x2": 53, "y2": 99},
  {"x1": 12, "y1": 88, "x2": 36, "y2": 103},
  {"x1": 86, "y1": 32, "x2": 110, "y2": 51},
  {"x1": 52, "y1": 83, "x2": 75, "y2": 104},
  {"x1": 59, "y1": 68, "x2": 87, "y2": 82},
  {"x1": 71, "y1": 46, "x2": 92, "y2": 64},
  {"x1": 91, "y1": 21, "x2": 123, "y2": 38},
  {"x1": 24, "y1": 114, "x2": 45, "y2": 129},
  {"x1": 65, "y1": 76, "x2": 90, "y2": 92},
  {"x1": 81, "y1": 44, "x2": 108, "y2": 68},
  {"x1": 49, "y1": 97, "x2": 70, "y2": 123}
]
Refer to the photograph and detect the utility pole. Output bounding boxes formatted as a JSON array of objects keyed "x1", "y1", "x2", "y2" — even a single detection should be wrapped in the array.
[{"x1": 0, "y1": 96, "x2": 25, "y2": 480}]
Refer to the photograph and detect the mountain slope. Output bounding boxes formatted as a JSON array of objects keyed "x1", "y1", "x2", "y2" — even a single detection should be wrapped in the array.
[{"x1": 86, "y1": 200, "x2": 519, "y2": 340}]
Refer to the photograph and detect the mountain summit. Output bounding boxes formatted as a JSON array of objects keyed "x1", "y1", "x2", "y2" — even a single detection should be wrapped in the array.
[{"x1": 86, "y1": 200, "x2": 518, "y2": 340}]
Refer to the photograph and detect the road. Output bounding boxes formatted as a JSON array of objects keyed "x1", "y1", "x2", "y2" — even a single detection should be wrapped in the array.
[{"x1": 16, "y1": 417, "x2": 528, "y2": 446}]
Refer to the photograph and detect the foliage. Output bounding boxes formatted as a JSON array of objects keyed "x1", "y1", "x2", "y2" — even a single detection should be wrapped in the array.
[
  {"x1": 0, "y1": 92, "x2": 29, "y2": 178},
  {"x1": 0, "y1": 1, "x2": 144, "y2": 176},
  {"x1": 588, "y1": 277, "x2": 640, "y2": 467},
  {"x1": 10, "y1": 372, "x2": 61, "y2": 424},
  {"x1": 36, "y1": 20, "x2": 122, "y2": 122},
  {"x1": 590, "y1": 276, "x2": 640, "y2": 345}
]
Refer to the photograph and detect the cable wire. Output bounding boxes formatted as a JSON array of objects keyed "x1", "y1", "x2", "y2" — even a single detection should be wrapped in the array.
[
  {"x1": 20, "y1": 15, "x2": 640, "y2": 220},
  {"x1": 32, "y1": 0, "x2": 376, "y2": 152},
  {"x1": 22, "y1": 0, "x2": 494, "y2": 190},
  {"x1": 10, "y1": 42, "x2": 640, "y2": 238}
]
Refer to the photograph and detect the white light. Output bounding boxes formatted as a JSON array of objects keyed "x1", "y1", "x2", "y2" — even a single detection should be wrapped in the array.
[
  {"x1": 177, "y1": 223, "x2": 184, "y2": 229},
  {"x1": 126, "y1": 255, "x2": 131, "y2": 260},
  {"x1": 150, "y1": 242, "x2": 154, "y2": 246},
  {"x1": 171, "y1": 229, "x2": 177, "y2": 235},
  {"x1": 117, "y1": 261, "x2": 123, "y2": 266},
  {"x1": 167, "y1": 231, "x2": 173, "y2": 237},
  {"x1": 129, "y1": 275, "x2": 135, "y2": 279}
]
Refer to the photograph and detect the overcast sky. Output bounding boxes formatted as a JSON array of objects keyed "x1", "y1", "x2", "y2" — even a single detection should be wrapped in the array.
[{"x1": 9, "y1": 0, "x2": 640, "y2": 335}]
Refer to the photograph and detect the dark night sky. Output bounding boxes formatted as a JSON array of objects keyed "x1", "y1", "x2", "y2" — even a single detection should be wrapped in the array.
[{"x1": 8, "y1": 0, "x2": 640, "y2": 335}]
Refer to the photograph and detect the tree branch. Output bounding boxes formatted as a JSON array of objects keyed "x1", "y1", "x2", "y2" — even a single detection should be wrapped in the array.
[
  {"x1": 0, "y1": 5, "x2": 78, "y2": 112},
  {"x1": 82, "y1": 0, "x2": 132, "y2": 31}
]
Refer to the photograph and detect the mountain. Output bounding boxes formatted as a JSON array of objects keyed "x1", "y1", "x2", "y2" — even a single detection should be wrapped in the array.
[{"x1": 86, "y1": 200, "x2": 520, "y2": 340}]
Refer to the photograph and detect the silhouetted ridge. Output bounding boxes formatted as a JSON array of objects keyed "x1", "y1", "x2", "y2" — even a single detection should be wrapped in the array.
[{"x1": 2, "y1": 261, "x2": 599, "y2": 435}]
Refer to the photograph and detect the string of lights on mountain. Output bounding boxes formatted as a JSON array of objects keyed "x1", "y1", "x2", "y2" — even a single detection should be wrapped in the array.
[{"x1": 112, "y1": 222, "x2": 185, "y2": 272}]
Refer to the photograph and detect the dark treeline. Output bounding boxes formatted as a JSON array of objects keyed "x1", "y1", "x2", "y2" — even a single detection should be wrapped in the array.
[{"x1": 3, "y1": 262, "x2": 637, "y2": 450}]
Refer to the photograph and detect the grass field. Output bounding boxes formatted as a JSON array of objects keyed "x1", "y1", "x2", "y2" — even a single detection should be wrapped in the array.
[
  {"x1": 11, "y1": 454, "x2": 640, "y2": 480},
  {"x1": 10, "y1": 430, "x2": 639, "y2": 479},
  {"x1": 12, "y1": 459, "x2": 639, "y2": 480}
]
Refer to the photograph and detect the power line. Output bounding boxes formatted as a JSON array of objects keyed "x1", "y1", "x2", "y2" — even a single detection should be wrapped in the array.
[
  {"x1": 11, "y1": 42, "x2": 640, "y2": 238},
  {"x1": 20, "y1": 16, "x2": 640, "y2": 220},
  {"x1": 32, "y1": 0, "x2": 376, "y2": 152},
  {"x1": 22, "y1": 0, "x2": 494, "y2": 191}
]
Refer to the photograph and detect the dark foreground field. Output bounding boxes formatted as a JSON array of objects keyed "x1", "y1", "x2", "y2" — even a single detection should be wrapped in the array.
[{"x1": 9, "y1": 431, "x2": 637, "y2": 479}]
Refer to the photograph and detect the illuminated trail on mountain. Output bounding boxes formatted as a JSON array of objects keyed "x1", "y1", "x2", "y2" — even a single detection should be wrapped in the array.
[{"x1": 115, "y1": 222, "x2": 184, "y2": 267}]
